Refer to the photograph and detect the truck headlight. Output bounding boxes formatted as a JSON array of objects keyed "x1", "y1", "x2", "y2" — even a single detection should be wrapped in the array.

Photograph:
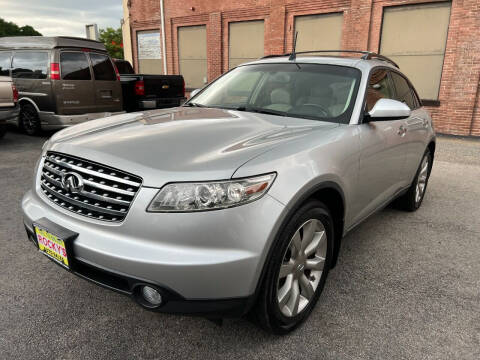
[{"x1": 147, "y1": 173, "x2": 276, "y2": 212}]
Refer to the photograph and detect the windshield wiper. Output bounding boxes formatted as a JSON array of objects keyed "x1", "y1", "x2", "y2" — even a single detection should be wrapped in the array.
[{"x1": 234, "y1": 106, "x2": 286, "y2": 117}]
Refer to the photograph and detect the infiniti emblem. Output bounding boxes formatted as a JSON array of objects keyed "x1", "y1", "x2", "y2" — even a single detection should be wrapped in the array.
[{"x1": 62, "y1": 172, "x2": 84, "y2": 194}]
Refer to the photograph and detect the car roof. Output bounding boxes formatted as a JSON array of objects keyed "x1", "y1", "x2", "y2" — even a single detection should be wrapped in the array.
[
  {"x1": 0, "y1": 36, "x2": 106, "y2": 52},
  {"x1": 239, "y1": 55, "x2": 398, "y2": 71}
]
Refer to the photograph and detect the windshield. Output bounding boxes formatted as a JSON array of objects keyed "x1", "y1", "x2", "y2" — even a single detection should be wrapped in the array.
[{"x1": 187, "y1": 63, "x2": 361, "y2": 124}]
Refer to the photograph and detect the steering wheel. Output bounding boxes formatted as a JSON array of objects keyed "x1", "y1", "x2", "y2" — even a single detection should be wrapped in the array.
[{"x1": 297, "y1": 103, "x2": 330, "y2": 117}]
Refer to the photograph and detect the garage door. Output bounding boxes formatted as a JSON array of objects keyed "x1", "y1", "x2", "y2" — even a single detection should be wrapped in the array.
[
  {"x1": 294, "y1": 13, "x2": 343, "y2": 53},
  {"x1": 380, "y1": 2, "x2": 451, "y2": 100},
  {"x1": 178, "y1": 25, "x2": 207, "y2": 89},
  {"x1": 229, "y1": 20, "x2": 264, "y2": 69},
  {"x1": 137, "y1": 30, "x2": 163, "y2": 74}
]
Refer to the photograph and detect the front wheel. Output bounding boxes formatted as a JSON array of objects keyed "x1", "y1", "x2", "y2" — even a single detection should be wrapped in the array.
[
  {"x1": 253, "y1": 200, "x2": 334, "y2": 334},
  {"x1": 19, "y1": 103, "x2": 41, "y2": 136},
  {"x1": 395, "y1": 149, "x2": 432, "y2": 211}
]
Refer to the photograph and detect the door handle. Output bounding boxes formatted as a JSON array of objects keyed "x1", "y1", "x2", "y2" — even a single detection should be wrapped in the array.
[{"x1": 398, "y1": 125, "x2": 407, "y2": 136}]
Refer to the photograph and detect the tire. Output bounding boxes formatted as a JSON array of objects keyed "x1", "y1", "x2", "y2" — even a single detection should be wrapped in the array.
[
  {"x1": 253, "y1": 200, "x2": 334, "y2": 334},
  {"x1": 395, "y1": 149, "x2": 432, "y2": 212},
  {"x1": 19, "y1": 103, "x2": 41, "y2": 136},
  {"x1": 0, "y1": 124, "x2": 6, "y2": 139}
]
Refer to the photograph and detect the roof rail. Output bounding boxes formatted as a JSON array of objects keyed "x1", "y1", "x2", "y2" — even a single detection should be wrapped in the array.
[{"x1": 261, "y1": 50, "x2": 399, "y2": 68}]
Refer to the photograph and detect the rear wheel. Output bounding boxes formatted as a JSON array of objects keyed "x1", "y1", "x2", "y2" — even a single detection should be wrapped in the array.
[
  {"x1": 253, "y1": 200, "x2": 334, "y2": 334},
  {"x1": 395, "y1": 149, "x2": 432, "y2": 211},
  {"x1": 19, "y1": 103, "x2": 41, "y2": 136}
]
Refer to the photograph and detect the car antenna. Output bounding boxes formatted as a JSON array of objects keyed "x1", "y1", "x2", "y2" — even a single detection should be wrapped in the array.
[{"x1": 289, "y1": 31, "x2": 298, "y2": 61}]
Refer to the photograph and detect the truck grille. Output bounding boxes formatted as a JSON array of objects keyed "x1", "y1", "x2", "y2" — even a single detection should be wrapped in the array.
[{"x1": 40, "y1": 152, "x2": 142, "y2": 222}]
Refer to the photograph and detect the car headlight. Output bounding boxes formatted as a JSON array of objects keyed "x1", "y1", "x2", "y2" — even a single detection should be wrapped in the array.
[{"x1": 147, "y1": 173, "x2": 276, "y2": 212}]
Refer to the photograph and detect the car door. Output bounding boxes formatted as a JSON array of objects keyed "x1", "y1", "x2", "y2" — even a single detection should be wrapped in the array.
[
  {"x1": 352, "y1": 68, "x2": 409, "y2": 225},
  {"x1": 390, "y1": 71, "x2": 429, "y2": 182},
  {"x1": 88, "y1": 52, "x2": 122, "y2": 113},
  {"x1": 56, "y1": 51, "x2": 95, "y2": 115}
]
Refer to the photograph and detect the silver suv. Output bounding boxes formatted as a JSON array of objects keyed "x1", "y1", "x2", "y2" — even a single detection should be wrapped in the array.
[{"x1": 22, "y1": 52, "x2": 435, "y2": 334}]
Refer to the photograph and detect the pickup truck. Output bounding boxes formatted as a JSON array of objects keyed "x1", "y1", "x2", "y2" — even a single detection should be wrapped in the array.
[
  {"x1": 0, "y1": 76, "x2": 19, "y2": 139},
  {"x1": 113, "y1": 59, "x2": 186, "y2": 112}
]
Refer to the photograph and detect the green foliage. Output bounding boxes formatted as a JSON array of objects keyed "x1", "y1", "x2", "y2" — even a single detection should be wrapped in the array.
[
  {"x1": 99, "y1": 27, "x2": 124, "y2": 59},
  {"x1": 0, "y1": 18, "x2": 42, "y2": 36}
]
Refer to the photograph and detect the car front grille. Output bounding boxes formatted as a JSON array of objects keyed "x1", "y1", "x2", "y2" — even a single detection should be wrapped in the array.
[{"x1": 40, "y1": 152, "x2": 142, "y2": 222}]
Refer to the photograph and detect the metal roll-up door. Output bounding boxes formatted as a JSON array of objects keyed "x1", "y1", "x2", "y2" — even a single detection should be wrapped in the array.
[
  {"x1": 294, "y1": 13, "x2": 343, "y2": 53},
  {"x1": 178, "y1": 25, "x2": 207, "y2": 89},
  {"x1": 229, "y1": 20, "x2": 264, "y2": 69},
  {"x1": 137, "y1": 30, "x2": 163, "y2": 74},
  {"x1": 380, "y1": 2, "x2": 451, "y2": 100}
]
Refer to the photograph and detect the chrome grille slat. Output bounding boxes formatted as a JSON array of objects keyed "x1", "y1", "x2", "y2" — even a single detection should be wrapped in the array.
[
  {"x1": 41, "y1": 181, "x2": 126, "y2": 216},
  {"x1": 41, "y1": 173, "x2": 130, "y2": 206},
  {"x1": 44, "y1": 163, "x2": 136, "y2": 196},
  {"x1": 46, "y1": 156, "x2": 141, "y2": 187},
  {"x1": 41, "y1": 151, "x2": 142, "y2": 222}
]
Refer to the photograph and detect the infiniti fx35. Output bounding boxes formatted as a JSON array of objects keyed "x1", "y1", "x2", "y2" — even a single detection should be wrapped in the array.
[{"x1": 22, "y1": 53, "x2": 435, "y2": 333}]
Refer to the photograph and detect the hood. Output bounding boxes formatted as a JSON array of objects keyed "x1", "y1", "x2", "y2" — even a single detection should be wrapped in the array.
[{"x1": 48, "y1": 107, "x2": 339, "y2": 187}]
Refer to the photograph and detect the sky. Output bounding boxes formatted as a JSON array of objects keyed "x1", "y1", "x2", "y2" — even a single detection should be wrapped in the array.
[{"x1": 0, "y1": 0, "x2": 123, "y2": 37}]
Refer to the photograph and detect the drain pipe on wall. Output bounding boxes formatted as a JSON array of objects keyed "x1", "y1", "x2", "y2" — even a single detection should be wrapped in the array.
[{"x1": 160, "y1": 0, "x2": 167, "y2": 75}]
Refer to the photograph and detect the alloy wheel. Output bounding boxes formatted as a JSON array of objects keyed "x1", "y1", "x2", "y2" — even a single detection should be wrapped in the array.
[
  {"x1": 415, "y1": 155, "x2": 429, "y2": 204},
  {"x1": 276, "y1": 219, "x2": 327, "y2": 317}
]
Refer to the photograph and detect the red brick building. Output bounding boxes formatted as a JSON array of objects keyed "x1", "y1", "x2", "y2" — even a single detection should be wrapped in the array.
[{"x1": 123, "y1": 0, "x2": 480, "y2": 136}]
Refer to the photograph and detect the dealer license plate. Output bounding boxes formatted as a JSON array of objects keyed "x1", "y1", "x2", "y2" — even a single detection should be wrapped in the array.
[{"x1": 35, "y1": 226, "x2": 70, "y2": 269}]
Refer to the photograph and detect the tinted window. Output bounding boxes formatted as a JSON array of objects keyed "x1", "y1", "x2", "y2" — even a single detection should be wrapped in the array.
[
  {"x1": 191, "y1": 63, "x2": 361, "y2": 124},
  {"x1": 115, "y1": 60, "x2": 134, "y2": 74},
  {"x1": 391, "y1": 72, "x2": 417, "y2": 109},
  {"x1": 12, "y1": 51, "x2": 48, "y2": 79},
  {"x1": 0, "y1": 52, "x2": 11, "y2": 76},
  {"x1": 366, "y1": 69, "x2": 395, "y2": 111},
  {"x1": 60, "y1": 52, "x2": 91, "y2": 80},
  {"x1": 90, "y1": 53, "x2": 116, "y2": 81}
]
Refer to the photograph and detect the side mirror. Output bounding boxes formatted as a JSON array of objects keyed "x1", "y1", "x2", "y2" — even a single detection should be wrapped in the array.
[
  {"x1": 190, "y1": 88, "x2": 201, "y2": 98},
  {"x1": 367, "y1": 98, "x2": 411, "y2": 121}
]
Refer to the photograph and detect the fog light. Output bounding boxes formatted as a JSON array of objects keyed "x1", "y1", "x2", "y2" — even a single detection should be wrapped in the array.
[{"x1": 141, "y1": 286, "x2": 162, "y2": 306}]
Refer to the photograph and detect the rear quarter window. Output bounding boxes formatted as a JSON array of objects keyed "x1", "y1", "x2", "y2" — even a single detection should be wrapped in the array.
[
  {"x1": 391, "y1": 72, "x2": 417, "y2": 109},
  {"x1": 12, "y1": 51, "x2": 48, "y2": 79},
  {"x1": 0, "y1": 52, "x2": 11, "y2": 76},
  {"x1": 89, "y1": 53, "x2": 116, "y2": 81},
  {"x1": 60, "y1": 52, "x2": 91, "y2": 81}
]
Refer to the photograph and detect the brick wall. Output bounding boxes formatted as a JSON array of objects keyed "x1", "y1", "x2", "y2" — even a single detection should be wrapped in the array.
[{"x1": 127, "y1": 0, "x2": 480, "y2": 136}]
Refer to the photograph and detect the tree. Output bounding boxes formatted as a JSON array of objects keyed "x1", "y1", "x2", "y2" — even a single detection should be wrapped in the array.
[
  {"x1": 99, "y1": 27, "x2": 124, "y2": 59},
  {"x1": 0, "y1": 18, "x2": 42, "y2": 36}
]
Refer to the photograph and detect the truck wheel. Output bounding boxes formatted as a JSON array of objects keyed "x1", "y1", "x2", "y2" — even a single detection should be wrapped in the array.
[
  {"x1": 253, "y1": 200, "x2": 334, "y2": 334},
  {"x1": 19, "y1": 103, "x2": 41, "y2": 136}
]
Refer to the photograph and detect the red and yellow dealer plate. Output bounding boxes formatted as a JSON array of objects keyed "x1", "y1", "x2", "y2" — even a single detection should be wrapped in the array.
[{"x1": 35, "y1": 227, "x2": 69, "y2": 268}]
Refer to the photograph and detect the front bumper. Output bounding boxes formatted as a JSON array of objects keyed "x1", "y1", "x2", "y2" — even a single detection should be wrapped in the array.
[
  {"x1": 37, "y1": 111, "x2": 125, "y2": 130},
  {"x1": 22, "y1": 177, "x2": 285, "y2": 312}
]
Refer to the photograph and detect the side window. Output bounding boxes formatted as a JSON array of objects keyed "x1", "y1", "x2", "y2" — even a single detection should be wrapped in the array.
[
  {"x1": 89, "y1": 53, "x2": 116, "y2": 81},
  {"x1": 60, "y1": 52, "x2": 91, "y2": 80},
  {"x1": 391, "y1": 72, "x2": 416, "y2": 109},
  {"x1": 366, "y1": 69, "x2": 395, "y2": 111},
  {"x1": 12, "y1": 51, "x2": 48, "y2": 79},
  {"x1": 0, "y1": 52, "x2": 12, "y2": 76}
]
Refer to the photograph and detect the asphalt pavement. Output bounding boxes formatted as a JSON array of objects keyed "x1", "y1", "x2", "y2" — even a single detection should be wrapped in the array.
[{"x1": 0, "y1": 129, "x2": 479, "y2": 359}]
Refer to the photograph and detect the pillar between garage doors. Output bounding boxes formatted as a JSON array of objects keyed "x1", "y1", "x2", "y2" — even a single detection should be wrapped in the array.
[{"x1": 207, "y1": 12, "x2": 222, "y2": 81}]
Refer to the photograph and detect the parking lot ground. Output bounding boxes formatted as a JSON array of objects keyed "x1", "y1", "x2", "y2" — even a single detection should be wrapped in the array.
[{"x1": 0, "y1": 130, "x2": 479, "y2": 359}]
